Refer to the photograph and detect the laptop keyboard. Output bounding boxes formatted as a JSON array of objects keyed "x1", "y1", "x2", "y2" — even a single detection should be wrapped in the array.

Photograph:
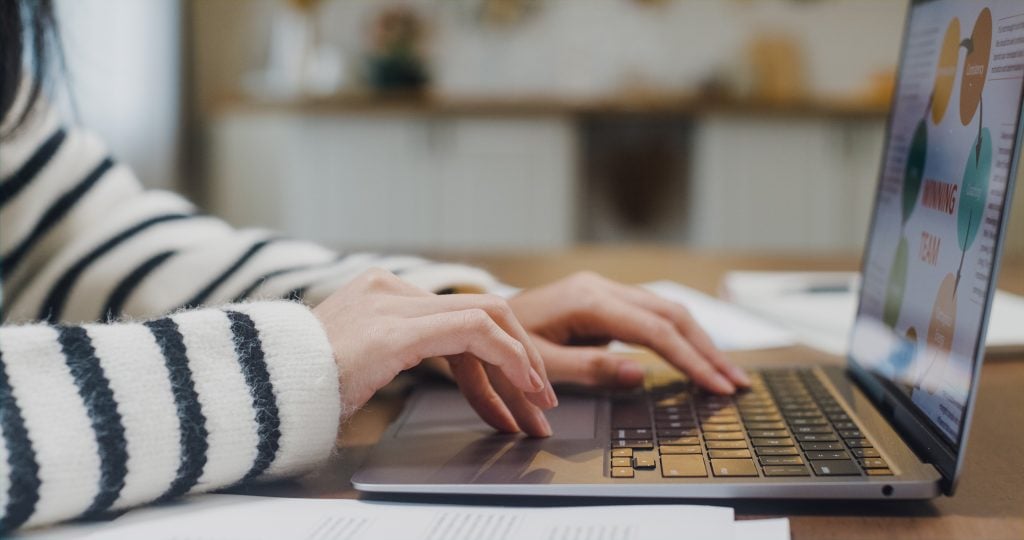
[{"x1": 607, "y1": 368, "x2": 894, "y2": 479}]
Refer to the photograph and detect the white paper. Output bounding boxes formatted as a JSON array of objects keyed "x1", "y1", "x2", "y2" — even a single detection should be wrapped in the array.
[
  {"x1": 735, "y1": 518, "x2": 791, "y2": 540},
  {"x1": 722, "y1": 271, "x2": 1024, "y2": 356},
  {"x1": 608, "y1": 280, "x2": 796, "y2": 352},
  {"x1": 80, "y1": 495, "x2": 739, "y2": 540}
]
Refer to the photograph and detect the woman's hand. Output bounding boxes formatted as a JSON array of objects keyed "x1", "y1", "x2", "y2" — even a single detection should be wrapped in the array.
[
  {"x1": 313, "y1": 269, "x2": 557, "y2": 437},
  {"x1": 508, "y1": 272, "x2": 750, "y2": 394}
]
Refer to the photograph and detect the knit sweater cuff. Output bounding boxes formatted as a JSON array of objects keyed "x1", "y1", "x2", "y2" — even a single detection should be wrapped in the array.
[
  {"x1": 397, "y1": 263, "x2": 503, "y2": 294},
  {"x1": 224, "y1": 301, "x2": 341, "y2": 480}
]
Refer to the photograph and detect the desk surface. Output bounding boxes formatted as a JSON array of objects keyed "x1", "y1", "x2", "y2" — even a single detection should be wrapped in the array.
[{"x1": 240, "y1": 247, "x2": 1024, "y2": 540}]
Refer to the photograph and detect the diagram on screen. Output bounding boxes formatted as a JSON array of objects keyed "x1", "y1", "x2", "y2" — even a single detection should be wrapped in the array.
[{"x1": 882, "y1": 8, "x2": 994, "y2": 394}]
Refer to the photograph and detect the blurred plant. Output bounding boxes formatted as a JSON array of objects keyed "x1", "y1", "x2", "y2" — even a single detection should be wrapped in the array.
[{"x1": 366, "y1": 6, "x2": 430, "y2": 94}]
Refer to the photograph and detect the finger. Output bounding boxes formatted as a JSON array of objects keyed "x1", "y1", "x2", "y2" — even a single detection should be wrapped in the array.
[
  {"x1": 484, "y1": 363, "x2": 552, "y2": 437},
  {"x1": 448, "y1": 354, "x2": 520, "y2": 433},
  {"x1": 610, "y1": 284, "x2": 751, "y2": 387},
  {"x1": 536, "y1": 339, "x2": 646, "y2": 389},
  {"x1": 403, "y1": 294, "x2": 556, "y2": 407},
  {"x1": 403, "y1": 309, "x2": 549, "y2": 400},
  {"x1": 582, "y1": 300, "x2": 736, "y2": 394}
]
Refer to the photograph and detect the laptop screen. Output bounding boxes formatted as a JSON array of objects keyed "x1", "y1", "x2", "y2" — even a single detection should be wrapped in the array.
[{"x1": 851, "y1": 0, "x2": 1024, "y2": 449}]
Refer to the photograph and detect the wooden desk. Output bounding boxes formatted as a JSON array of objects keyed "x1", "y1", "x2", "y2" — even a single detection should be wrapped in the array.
[{"x1": 239, "y1": 247, "x2": 1024, "y2": 540}]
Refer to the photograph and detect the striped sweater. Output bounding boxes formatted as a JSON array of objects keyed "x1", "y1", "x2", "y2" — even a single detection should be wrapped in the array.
[{"x1": 0, "y1": 95, "x2": 500, "y2": 532}]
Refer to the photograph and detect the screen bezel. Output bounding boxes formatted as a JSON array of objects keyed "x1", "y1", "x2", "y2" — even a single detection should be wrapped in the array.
[{"x1": 846, "y1": 0, "x2": 1024, "y2": 495}]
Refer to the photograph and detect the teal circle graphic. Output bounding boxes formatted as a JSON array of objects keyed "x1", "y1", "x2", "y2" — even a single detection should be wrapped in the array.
[
  {"x1": 903, "y1": 120, "x2": 928, "y2": 224},
  {"x1": 883, "y1": 237, "x2": 910, "y2": 328},
  {"x1": 958, "y1": 128, "x2": 991, "y2": 251}
]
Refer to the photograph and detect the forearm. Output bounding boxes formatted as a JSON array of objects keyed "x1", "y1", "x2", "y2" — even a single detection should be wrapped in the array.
[{"x1": 0, "y1": 301, "x2": 339, "y2": 532}]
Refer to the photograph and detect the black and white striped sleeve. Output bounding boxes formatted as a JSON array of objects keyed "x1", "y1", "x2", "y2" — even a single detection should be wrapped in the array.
[
  {"x1": 0, "y1": 97, "x2": 501, "y2": 326},
  {"x1": 0, "y1": 301, "x2": 340, "y2": 532},
  {"x1": 0, "y1": 95, "x2": 504, "y2": 532}
]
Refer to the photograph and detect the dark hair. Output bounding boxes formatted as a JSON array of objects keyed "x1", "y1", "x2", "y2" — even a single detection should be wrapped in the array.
[{"x1": 1, "y1": 0, "x2": 59, "y2": 140}]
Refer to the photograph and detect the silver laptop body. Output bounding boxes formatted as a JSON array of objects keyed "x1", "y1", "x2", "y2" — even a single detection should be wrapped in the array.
[{"x1": 353, "y1": 0, "x2": 1024, "y2": 500}]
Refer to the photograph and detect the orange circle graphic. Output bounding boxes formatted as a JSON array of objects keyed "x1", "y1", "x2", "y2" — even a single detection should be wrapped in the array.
[{"x1": 960, "y1": 8, "x2": 992, "y2": 125}]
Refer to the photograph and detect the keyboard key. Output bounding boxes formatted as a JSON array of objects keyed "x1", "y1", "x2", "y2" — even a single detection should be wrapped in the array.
[
  {"x1": 611, "y1": 428, "x2": 653, "y2": 440},
  {"x1": 701, "y1": 415, "x2": 741, "y2": 425},
  {"x1": 611, "y1": 467, "x2": 635, "y2": 478},
  {"x1": 655, "y1": 413, "x2": 691, "y2": 422},
  {"x1": 661, "y1": 455, "x2": 708, "y2": 477},
  {"x1": 703, "y1": 431, "x2": 745, "y2": 441},
  {"x1": 866, "y1": 468, "x2": 894, "y2": 476},
  {"x1": 788, "y1": 417, "x2": 829, "y2": 426},
  {"x1": 708, "y1": 449, "x2": 752, "y2": 459},
  {"x1": 846, "y1": 438, "x2": 873, "y2": 448},
  {"x1": 748, "y1": 430, "x2": 789, "y2": 438},
  {"x1": 860, "y1": 458, "x2": 888, "y2": 469},
  {"x1": 811, "y1": 460, "x2": 862, "y2": 476},
  {"x1": 756, "y1": 447, "x2": 799, "y2": 456},
  {"x1": 791, "y1": 425, "x2": 833, "y2": 434},
  {"x1": 806, "y1": 450, "x2": 850, "y2": 460},
  {"x1": 655, "y1": 405, "x2": 687, "y2": 414},
  {"x1": 711, "y1": 459, "x2": 758, "y2": 477},
  {"x1": 611, "y1": 448, "x2": 633, "y2": 458},
  {"x1": 633, "y1": 454, "x2": 656, "y2": 469},
  {"x1": 763, "y1": 465, "x2": 810, "y2": 477},
  {"x1": 828, "y1": 413, "x2": 851, "y2": 422},
  {"x1": 746, "y1": 421, "x2": 786, "y2": 430},
  {"x1": 658, "y1": 428, "x2": 699, "y2": 438},
  {"x1": 653, "y1": 396, "x2": 689, "y2": 407},
  {"x1": 611, "y1": 457, "x2": 632, "y2": 468},
  {"x1": 851, "y1": 448, "x2": 880, "y2": 458},
  {"x1": 744, "y1": 414, "x2": 782, "y2": 422},
  {"x1": 707, "y1": 440, "x2": 748, "y2": 449},
  {"x1": 702, "y1": 423, "x2": 743, "y2": 432},
  {"x1": 760, "y1": 455, "x2": 804, "y2": 466},
  {"x1": 660, "y1": 437, "x2": 700, "y2": 446},
  {"x1": 785, "y1": 410, "x2": 825, "y2": 418},
  {"x1": 751, "y1": 438, "x2": 794, "y2": 447},
  {"x1": 657, "y1": 421, "x2": 697, "y2": 430},
  {"x1": 612, "y1": 439, "x2": 654, "y2": 450},
  {"x1": 660, "y1": 445, "x2": 701, "y2": 455},
  {"x1": 612, "y1": 399, "x2": 650, "y2": 429},
  {"x1": 738, "y1": 406, "x2": 778, "y2": 415},
  {"x1": 833, "y1": 421, "x2": 858, "y2": 430},
  {"x1": 800, "y1": 442, "x2": 845, "y2": 451},
  {"x1": 839, "y1": 430, "x2": 863, "y2": 439},
  {"x1": 795, "y1": 432, "x2": 838, "y2": 441}
]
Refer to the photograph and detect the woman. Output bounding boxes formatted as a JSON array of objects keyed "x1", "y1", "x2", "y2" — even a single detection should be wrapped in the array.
[{"x1": 0, "y1": 1, "x2": 749, "y2": 532}]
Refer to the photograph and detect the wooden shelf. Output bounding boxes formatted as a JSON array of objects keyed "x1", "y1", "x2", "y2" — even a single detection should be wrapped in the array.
[{"x1": 213, "y1": 92, "x2": 891, "y2": 120}]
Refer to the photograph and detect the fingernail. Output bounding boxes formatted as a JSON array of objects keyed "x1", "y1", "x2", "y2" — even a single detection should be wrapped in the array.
[
  {"x1": 536, "y1": 413, "x2": 553, "y2": 437},
  {"x1": 730, "y1": 366, "x2": 752, "y2": 386},
  {"x1": 713, "y1": 373, "x2": 736, "y2": 394},
  {"x1": 546, "y1": 384, "x2": 559, "y2": 408},
  {"x1": 529, "y1": 368, "x2": 545, "y2": 392},
  {"x1": 618, "y1": 361, "x2": 646, "y2": 383}
]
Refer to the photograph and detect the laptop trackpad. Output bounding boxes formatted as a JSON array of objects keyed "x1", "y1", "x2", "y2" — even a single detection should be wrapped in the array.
[{"x1": 394, "y1": 387, "x2": 598, "y2": 440}]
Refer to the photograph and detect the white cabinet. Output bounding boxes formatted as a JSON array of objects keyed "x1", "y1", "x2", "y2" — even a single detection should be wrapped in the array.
[
  {"x1": 689, "y1": 117, "x2": 885, "y2": 251},
  {"x1": 209, "y1": 111, "x2": 577, "y2": 251}
]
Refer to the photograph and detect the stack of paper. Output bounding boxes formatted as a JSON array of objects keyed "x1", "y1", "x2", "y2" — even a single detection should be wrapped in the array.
[
  {"x1": 48, "y1": 495, "x2": 788, "y2": 540},
  {"x1": 721, "y1": 271, "x2": 1024, "y2": 356}
]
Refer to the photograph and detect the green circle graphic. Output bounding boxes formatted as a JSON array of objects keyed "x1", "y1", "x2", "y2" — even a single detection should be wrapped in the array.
[
  {"x1": 902, "y1": 120, "x2": 928, "y2": 224},
  {"x1": 958, "y1": 128, "x2": 991, "y2": 251},
  {"x1": 883, "y1": 237, "x2": 910, "y2": 328}
]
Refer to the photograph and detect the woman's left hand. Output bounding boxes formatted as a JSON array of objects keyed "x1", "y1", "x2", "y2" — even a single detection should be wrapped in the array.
[{"x1": 508, "y1": 272, "x2": 751, "y2": 393}]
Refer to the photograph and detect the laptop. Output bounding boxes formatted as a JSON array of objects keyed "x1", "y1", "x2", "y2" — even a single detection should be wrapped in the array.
[{"x1": 353, "y1": 0, "x2": 1024, "y2": 500}]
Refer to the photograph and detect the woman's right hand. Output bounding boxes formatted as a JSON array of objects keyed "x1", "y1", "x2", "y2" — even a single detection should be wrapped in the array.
[{"x1": 312, "y1": 268, "x2": 557, "y2": 437}]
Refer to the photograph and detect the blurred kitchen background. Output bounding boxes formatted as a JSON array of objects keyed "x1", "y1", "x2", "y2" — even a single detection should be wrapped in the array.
[{"x1": 54, "y1": 0, "x2": 1024, "y2": 258}]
